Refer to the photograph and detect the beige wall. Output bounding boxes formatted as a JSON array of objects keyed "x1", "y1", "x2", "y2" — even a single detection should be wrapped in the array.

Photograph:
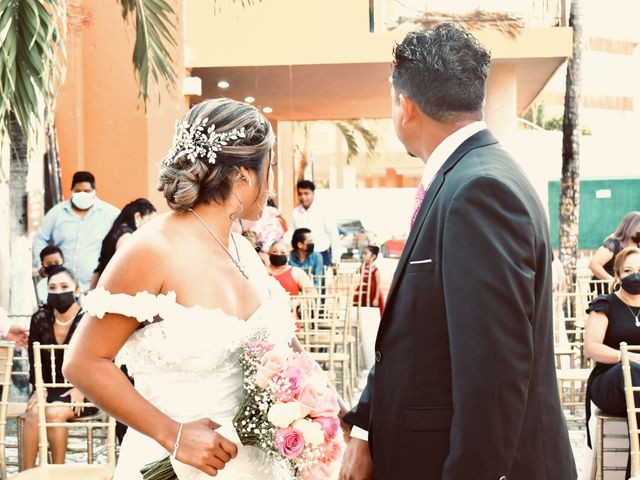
[{"x1": 185, "y1": 0, "x2": 572, "y2": 68}]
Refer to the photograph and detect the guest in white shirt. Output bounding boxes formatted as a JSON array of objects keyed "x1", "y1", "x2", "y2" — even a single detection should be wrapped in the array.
[
  {"x1": 32, "y1": 171, "x2": 119, "y2": 292},
  {"x1": 288, "y1": 180, "x2": 339, "y2": 267}
]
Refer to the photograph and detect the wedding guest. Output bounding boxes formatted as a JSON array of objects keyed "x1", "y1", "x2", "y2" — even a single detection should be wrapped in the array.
[
  {"x1": 22, "y1": 266, "x2": 95, "y2": 470},
  {"x1": 589, "y1": 211, "x2": 640, "y2": 295},
  {"x1": 289, "y1": 228, "x2": 324, "y2": 285},
  {"x1": 32, "y1": 171, "x2": 120, "y2": 292},
  {"x1": 251, "y1": 199, "x2": 284, "y2": 251},
  {"x1": 269, "y1": 198, "x2": 288, "y2": 234},
  {"x1": 268, "y1": 241, "x2": 314, "y2": 296},
  {"x1": 354, "y1": 246, "x2": 384, "y2": 314},
  {"x1": 89, "y1": 198, "x2": 157, "y2": 290},
  {"x1": 288, "y1": 180, "x2": 339, "y2": 267},
  {"x1": 584, "y1": 246, "x2": 640, "y2": 478},
  {"x1": 35, "y1": 246, "x2": 65, "y2": 305}
]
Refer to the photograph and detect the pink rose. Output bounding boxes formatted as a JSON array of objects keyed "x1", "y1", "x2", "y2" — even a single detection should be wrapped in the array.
[
  {"x1": 313, "y1": 416, "x2": 340, "y2": 440},
  {"x1": 274, "y1": 427, "x2": 305, "y2": 459},
  {"x1": 322, "y1": 440, "x2": 342, "y2": 463},
  {"x1": 287, "y1": 353, "x2": 321, "y2": 377},
  {"x1": 297, "y1": 378, "x2": 340, "y2": 418},
  {"x1": 256, "y1": 345, "x2": 290, "y2": 389},
  {"x1": 301, "y1": 463, "x2": 332, "y2": 480}
]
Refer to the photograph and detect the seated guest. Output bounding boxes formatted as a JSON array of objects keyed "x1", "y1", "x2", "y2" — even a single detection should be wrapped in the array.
[
  {"x1": 288, "y1": 228, "x2": 324, "y2": 286},
  {"x1": 584, "y1": 246, "x2": 640, "y2": 478},
  {"x1": 268, "y1": 241, "x2": 314, "y2": 296},
  {"x1": 90, "y1": 198, "x2": 156, "y2": 289},
  {"x1": 22, "y1": 266, "x2": 95, "y2": 470},
  {"x1": 354, "y1": 245, "x2": 385, "y2": 314},
  {"x1": 35, "y1": 245, "x2": 64, "y2": 304}
]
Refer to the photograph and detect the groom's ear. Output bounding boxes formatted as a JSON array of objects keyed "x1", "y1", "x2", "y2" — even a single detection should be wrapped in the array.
[{"x1": 399, "y1": 94, "x2": 418, "y2": 125}]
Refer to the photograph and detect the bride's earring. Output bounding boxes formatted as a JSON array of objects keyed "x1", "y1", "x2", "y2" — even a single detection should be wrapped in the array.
[{"x1": 229, "y1": 191, "x2": 245, "y2": 220}]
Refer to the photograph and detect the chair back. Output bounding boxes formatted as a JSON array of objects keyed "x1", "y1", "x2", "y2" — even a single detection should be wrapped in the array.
[
  {"x1": 621, "y1": 342, "x2": 640, "y2": 477},
  {"x1": 32, "y1": 342, "x2": 116, "y2": 467},
  {"x1": 0, "y1": 341, "x2": 15, "y2": 479}
]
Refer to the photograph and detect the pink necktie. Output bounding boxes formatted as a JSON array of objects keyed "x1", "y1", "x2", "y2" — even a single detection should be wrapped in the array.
[{"x1": 411, "y1": 183, "x2": 426, "y2": 228}]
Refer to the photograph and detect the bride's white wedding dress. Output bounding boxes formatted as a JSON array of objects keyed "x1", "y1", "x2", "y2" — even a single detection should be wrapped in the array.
[{"x1": 82, "y1": 235, "x2": 296, "y2": 479}]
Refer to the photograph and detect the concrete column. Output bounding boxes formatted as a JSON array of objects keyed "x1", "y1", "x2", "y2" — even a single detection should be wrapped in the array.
[
  {"x1": 277, "y1": 122, "x2": 295, "y2": 222},
  {"x1": 485, "y1": 62, "x2": 518, "y2": 142}
]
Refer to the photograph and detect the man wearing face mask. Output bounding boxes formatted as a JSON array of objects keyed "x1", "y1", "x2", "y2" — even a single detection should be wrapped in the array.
[
  {"x1": 35, "y1": 245, "x2": 65, "y2": 305},
  {"x1": 33, "y1": 171, "x2": 119, "y2": 292},
  {"x1": 288, "y1": 228, "x2": 324, "y2": 287}
]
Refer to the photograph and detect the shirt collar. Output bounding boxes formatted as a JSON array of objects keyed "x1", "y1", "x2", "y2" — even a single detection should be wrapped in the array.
[{"x1": 420, "y1": 121, "x2": 487, "y2": 187}]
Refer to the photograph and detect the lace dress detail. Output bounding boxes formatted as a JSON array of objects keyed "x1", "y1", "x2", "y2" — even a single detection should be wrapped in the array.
[{"x1": 83, "y1": 249, "x2": 296, "y2": 480}]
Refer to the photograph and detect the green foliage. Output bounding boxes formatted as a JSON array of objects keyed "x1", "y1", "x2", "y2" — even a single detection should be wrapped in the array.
[{"x1": 0, "y1": 0, "x2": 66, "y2": 147}]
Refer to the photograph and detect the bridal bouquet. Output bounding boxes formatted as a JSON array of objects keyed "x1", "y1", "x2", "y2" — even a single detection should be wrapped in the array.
[
  {"x1": 232, "y1": 337, "x2": 343, "y2": 479},
  {"x1": 141, "y1": 334, "x2": 342, "y2": 480}
]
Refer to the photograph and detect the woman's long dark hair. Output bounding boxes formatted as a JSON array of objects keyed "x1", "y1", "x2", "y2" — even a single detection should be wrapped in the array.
[{"x1": 95, "y1": 198, "x2": 156, "y2": 275}]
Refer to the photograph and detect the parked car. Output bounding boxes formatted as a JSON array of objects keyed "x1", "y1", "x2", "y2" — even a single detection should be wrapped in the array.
[
  {"x1": 381, "y1": 235, "x2": 407, "y2": 258},
  {"x1": 337, "y1": 219, "x2": 376, "y2": 259}
]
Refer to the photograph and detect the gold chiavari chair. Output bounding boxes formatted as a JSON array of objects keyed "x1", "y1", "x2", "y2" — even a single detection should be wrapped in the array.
[
  {"x1": 0, "y1": 342, "x2": 15, "y2": 480},
  {"x1": 296, "y1": 293, "x2": 353, "y2": 402},
  {"x1": 10, "y1": 343, "x2": 115, "y2": 480},
  {"x1": 621, "y1": 343, "x2": 640, "y2": 479}
]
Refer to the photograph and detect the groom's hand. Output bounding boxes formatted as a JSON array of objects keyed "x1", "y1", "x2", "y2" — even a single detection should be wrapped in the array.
[
  {"x1": 339, "y1": 437, "x2": 373, "y2": 480},
  {"x1": 175, "y1": 418, "x2": 238, "y2": 476}
]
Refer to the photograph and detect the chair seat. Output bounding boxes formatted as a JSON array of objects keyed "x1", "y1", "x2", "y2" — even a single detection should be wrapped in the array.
[
  {"x1": 556, "y1": 368, "x2": 591, "y2": 381},
  {"x1": 308, "y1": 352, "x2": 350, "y2": 362},
  {"x1": 10, "y1": 464, "x2": 115, "y2": 479}
]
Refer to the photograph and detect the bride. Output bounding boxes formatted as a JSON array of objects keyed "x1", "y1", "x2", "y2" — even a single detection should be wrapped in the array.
[{"x1": 63, "y1": 98, "x2": 347, "y2": 479}]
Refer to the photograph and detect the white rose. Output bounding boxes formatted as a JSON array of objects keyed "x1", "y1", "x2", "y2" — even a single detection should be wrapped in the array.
[
  {"x1": 267, "y1": 402, "x2": 304, "y2": 428},
  {"x1": 292, "y1": 419, "x2": 324, "y2": 446}
]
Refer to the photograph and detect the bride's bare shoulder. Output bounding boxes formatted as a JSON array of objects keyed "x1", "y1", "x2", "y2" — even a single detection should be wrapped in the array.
[{"x1": 97, "y1": 212, "x2": 185, "y2": 294}]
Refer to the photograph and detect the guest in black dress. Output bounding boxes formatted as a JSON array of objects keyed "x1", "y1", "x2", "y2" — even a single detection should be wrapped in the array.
[
  {"x1": 89, "y1": 198, "x2": 156, "y2": 290},
  {"x1": 585, "y1": 246, "x2": 640, "y2": 476},
  {"x1": 21, "y1": 266, "x2": 94, "y2": 470},
  {"x1": 588, "y1": 211, "x2": 640, "y2": 295}
]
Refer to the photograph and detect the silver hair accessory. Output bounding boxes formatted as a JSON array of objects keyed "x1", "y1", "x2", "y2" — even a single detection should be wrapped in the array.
[{"x1": 164, "y1": 116, "x2": 246, "y2": 165}]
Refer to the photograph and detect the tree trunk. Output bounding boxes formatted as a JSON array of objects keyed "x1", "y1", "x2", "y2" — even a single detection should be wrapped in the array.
[
  {"x1": 8, "y1": 114, "x2": 28, "y2": 240},
  {"x1": 559, "y1": 0, "x2": 582, "y2": 289},
  {"x1": 44, "y1": 122, "x2": 63, "y2": 212}
]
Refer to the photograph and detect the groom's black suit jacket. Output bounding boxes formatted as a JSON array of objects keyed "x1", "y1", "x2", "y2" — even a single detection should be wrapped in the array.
[{"x1": 344, "y1": 130, "x2": 576, "y2": 479}]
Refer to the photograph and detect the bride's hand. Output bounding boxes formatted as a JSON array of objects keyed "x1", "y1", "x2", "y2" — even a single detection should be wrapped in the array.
[{"x1": 173, "y1": 418, "x2": 238, "y2": 476}]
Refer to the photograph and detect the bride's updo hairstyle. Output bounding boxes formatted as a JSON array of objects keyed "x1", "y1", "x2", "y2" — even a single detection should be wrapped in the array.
[{"x1": 158, "y1": 98, "x2": 275, "y2": 212}]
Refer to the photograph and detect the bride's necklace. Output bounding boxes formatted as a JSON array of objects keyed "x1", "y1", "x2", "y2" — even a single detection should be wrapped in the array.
[
  {"x1": 627, "y1": 304, "x2": 640, "y2": 327},
  {"x1": 188, "y1": 208, "x2": 249, "y2": 280}
]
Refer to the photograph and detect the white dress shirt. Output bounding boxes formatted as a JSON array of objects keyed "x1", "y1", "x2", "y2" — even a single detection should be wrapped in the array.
[
  {"x1": 32, "y1": 198, "x2": 119, "y2": 291},
  {"x1": 289, "y1": 201, "x2": 339, "y2": 255},
  {"x1": 350, "y1": 120, "x2": 487, "y2": 442}
]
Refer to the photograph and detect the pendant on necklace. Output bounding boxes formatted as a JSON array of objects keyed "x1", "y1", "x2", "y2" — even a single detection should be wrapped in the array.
[{"x1": 636, "y1": 319, "x2": 640, "y2": 328}]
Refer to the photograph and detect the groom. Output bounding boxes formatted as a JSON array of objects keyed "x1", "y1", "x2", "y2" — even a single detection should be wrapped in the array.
[{"x1": 339, "y1": 24, "x2": 576, "y2": 479}]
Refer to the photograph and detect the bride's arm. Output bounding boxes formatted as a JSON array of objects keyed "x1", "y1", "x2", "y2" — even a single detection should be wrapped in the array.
[{"x1": 63, "y1": 233, "x2": 236, "y2": 475}]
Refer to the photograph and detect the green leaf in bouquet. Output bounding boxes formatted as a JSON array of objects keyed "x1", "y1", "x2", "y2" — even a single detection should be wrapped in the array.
[{"x1": 140, "y1": 455, "x2": 178, "y2": 480}]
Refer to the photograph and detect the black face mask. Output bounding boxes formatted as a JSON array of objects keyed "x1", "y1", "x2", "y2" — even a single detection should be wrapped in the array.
[
  {"x1": 43, "y1": 264, "x2": 61, "y2": 276},
  {"x1": 621, "y1": 273, "x2": 640, "y2": 295},
  {"x1": 269, "y1": 254, "x2": 288, "y2": 267},
  {"x1": 306, "y1": 243, "x2": 315, "y2": 254},
  {"x1": 47, "y1": 292, "x2": 76, "y2": 313}
]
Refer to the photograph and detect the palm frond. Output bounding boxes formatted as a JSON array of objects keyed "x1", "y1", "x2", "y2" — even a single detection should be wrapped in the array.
[
  {"x1": 392, "y1": 9, "x2": 524, "y2": 38},
  {"x1": 0, "y1": 0, "x2": 66, "y2": 148},
  {"x1": 333, "y1": 121, "x2": 360, "y2": 163},
  {"x1": 346, "y1": 119, "x2": 378, "y2": 158},
  {"x1": 118, "y1": 0, "x2": 178, "y2": 106}
]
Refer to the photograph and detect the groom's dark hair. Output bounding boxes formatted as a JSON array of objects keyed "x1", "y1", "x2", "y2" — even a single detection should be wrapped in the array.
[{"x1": 392, "y1": 23, "x2": 491, "y2": 122}]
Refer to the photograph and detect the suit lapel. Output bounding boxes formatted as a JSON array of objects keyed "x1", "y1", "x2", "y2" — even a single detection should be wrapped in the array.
[{"x1": 382, "y1": 129, "x2": 498, "y2": 313}]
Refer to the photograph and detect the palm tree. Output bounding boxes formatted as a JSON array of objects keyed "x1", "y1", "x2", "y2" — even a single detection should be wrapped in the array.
[
  {"x1": 0, "y1": 0, "x2": 177, "y2": 312},
  {"x1": 294, "y1": 120, "x2": 379, "y2": 183},
  {"x1": 559, "y1": 0, "x2": 582, "y2": 287}
]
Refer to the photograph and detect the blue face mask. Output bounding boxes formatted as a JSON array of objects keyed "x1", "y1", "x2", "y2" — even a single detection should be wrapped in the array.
[{"x1": 622, "y1": 273, "x2": 640, "y2": 295}]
